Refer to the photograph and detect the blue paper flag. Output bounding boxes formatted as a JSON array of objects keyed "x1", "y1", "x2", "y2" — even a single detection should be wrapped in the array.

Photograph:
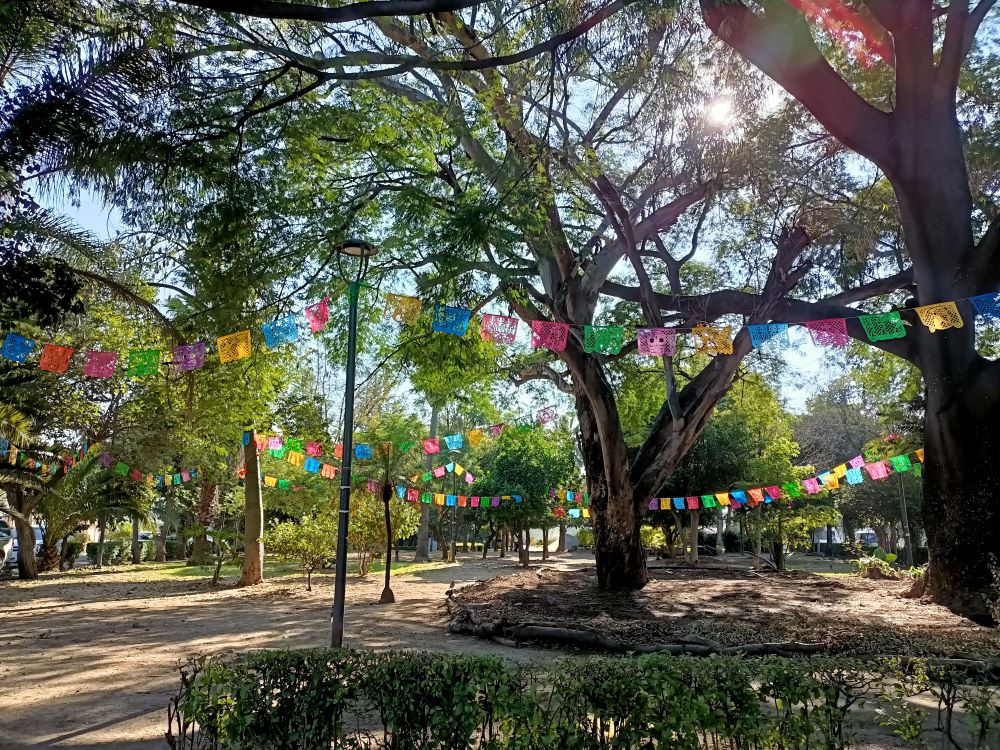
[
  {"x1": 445, "y1": 494, "x2": 457, "y2": 507},
  {"x1": 748, "y1": 323, "x2": 789, "y2": 349},
  {"x1": 304, "y1": 457, "x2": 321, "y2": 473},
  {"x1": 432, "y1": 304, "x2": 472, "y2": 336},
  {"x1": 970, "y1": 292, "x2": 1000, "y2": 319},
  {"x1": 730, "y1": 490, "x2": 748, "y2": 505},
  {"x1": 355, "y1": 444, "x2": 373, "y2": 460},
  {"x1": 566, "y1": 490, "x2": 575, "y2": 502},
  {"x1": 845, "y1": 467, "x2": 864, "y2": 485},
  {"x1": 444, "y1": 433, "x2": 463, "y2": 450},
  {"x1": 261, "y1": 316, "x2": 299, "y2": 348},
  {"x1": 514, "y1": 495, "x2": 523, "y2": 503},
  {"x1": 1, "y1": 333, "x2": 35, "y2": 363},
  {"x1": 673, "y1": 497, "x2": 685, "y2": 510},
  {"x1": 396, "y1": 485, "x2": 405, "y2": 499},
  {"x1": 242, "y1": 431, "x2": 251, "y2": 446},
  {"x1": 568, "y1": 508, "x2": 582, "y2": 518}
]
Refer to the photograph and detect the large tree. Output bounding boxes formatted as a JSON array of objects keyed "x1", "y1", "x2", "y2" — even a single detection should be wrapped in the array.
[{"x1": 699, "y1": 0, "x2": 999, "y2": 620}]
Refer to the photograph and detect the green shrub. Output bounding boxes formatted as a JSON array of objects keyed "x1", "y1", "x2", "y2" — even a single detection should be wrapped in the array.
[
  {"x1": 165, "y1": 539, "x2": 183, "y2": 559},
  {"x1": 86, "y1": 541, "x2": 124, "y2": 565},
  {"x1": 167, "y1": 650, "x2": 1000, "y2": 750},
  {"x1": 575, "y1": 528, "x2": 593, "y2": 548}
]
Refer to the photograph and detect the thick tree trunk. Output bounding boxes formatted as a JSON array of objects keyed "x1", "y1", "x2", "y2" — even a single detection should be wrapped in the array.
[
  {"x1": 131, "y1": 514, "x2": 141, "y2": 564},
  {"x1": 922, "y1": 375, "x2": 1000, "y2": 624},
  {"x1": 542, "y1": 527, "x2": 549, "y2": 560},
  {"x1": 13, "y1": 513, "x2": 37, "y2": 580},
  {"x1": 687, "y1": 510, "x2": 699, "y2": 565},
  {"x1": 519, "y1": 528, "x2": 529, "y2": 568},
  {"x1": 557, "y1": 522, "x2": 566, "y2": 553},
  {"x1": 37, "y1": 534, "x2": 60, "y2": 573},
  {"x1": 155, "y1": 525, "x2": 167, "y2": 563},
  {"x1": 413, "y1": 405, "x2": 439, "y2": 562},
  {"x1": 239, "y1": 435, "x2": 264, "y2": 586},
  {"x1": 380, "y1": 486, "x2": 395, "y2": 604},
  {"x1": 482, "y1": 522, "x2": 495, "y2": 559}
]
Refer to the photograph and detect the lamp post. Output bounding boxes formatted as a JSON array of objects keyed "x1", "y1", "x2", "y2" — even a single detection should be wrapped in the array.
[{"x1": 330, "y1": 238, "x2": 377, "y2": 648}]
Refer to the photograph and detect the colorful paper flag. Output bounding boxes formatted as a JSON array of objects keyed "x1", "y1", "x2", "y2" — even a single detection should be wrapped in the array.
[
  {"x1": 262, "y1": 316, "x2": 299, "y2": 348},
  {"x1": 749, "y1": 324, "x2": 789, "y2": 349},
  {"x1": 637, "y1": 327, "x2": 676, "y2": 356},
  {"x1": 583, "y1": 325, "x2": 624, "y2": 355},
  {"x1": 859, "y1": 311, "x2": 906, "y2": 342},
  {"x1": 217, "y1": 330, "x2": 251, "y2": 363},
  {"x1": 172, "y1": 342, "x2": 206, "y2": 372},
  {"x1": 0, "y1": 333, "x2": 34, "y2": 363},
  {"x1": 84, "y1": 350, "x2": 118, "y2": 378},
  {"x1": 128, "y1": 349, "x2": 161, "y2": 377},
  {"x1": 304, "y1": 299, "x2": 329, "y2": 333},
  {"x1": 480, "y1": 313, "x2": 519, "y2": 344},
  {"x1": 692, "y1": 325, "x2": 733, "y2": 355},
  {"x1": 39, "y1": 344, "x2": 74, "y2": 373},
  {"x1": 915, "y1": 302, "x2": 963, "y2": 333},
  {"x1": 385, "y1": 293, "x2": 422, "y2": 325},
  {"x1": 530, "y1": 320, "x2": 569, "y2": 351},
  {"x1": 432, "y1": 304, "x2": 472, "y2": 336},
  {"x1": 805, "y1": 318, "x2": 850, "y2": 347}
]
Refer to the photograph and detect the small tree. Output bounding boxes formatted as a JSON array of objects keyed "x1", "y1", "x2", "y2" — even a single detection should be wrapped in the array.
[{"x1": 264, "y1": 514, "x2": 339, "y2": 591}]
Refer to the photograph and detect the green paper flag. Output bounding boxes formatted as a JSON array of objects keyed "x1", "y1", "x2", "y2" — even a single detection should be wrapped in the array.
[
  {"x1": 400, "y1": 440, "x2": 418, "y2": 452},
  {"x1": 421, "y1": 492, "x2": 432, "y2": 504},
  {"x1": 422, "y1": 471, "x2": 432, "y2": 482},
  {"x1": 583, "y1": 325, "x2": 624, "y2": 355},
  {"x1": 128, "y1": 349, "x2": 161, "y2": 377},
  {"x1": 270, "y1": 447, "x2": 286, "y2": 459},
  {"x1": 782, "y1": 481, "x2": 801, "y2": 497},
  {"x1": 859, "y1": 311, "x2": 906, "y2": 342},
  {"x1": 287, "y1": 439, "x2": 303, "y2": 453},
  {"x1": 889, "y1": 454, "x2": 912, "y2": 472},
  {"x1": 278, "y1": 479, "x2": 291, "y2": 489},
  {"x1": 115, "y1": 461, "x2": 129, "y2": 476},
  {"x1": 701, "y1": 494, "x2": 717, "y2": 508}
]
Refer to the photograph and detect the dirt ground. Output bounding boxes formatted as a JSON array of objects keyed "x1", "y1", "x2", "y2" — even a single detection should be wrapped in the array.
[
  {"x1": 453, "y1": 558, "x2": 1000, "y2": 657},
  {"x1": 1, "y1": 552, "x2": 996, "y2": 750}
]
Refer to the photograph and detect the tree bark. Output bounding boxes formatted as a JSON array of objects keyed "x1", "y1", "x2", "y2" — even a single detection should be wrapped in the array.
[
  {"x1": 700, "y1": 0, "x2": 1000, "y2": 623},
  {"x1": 519, "y1": 528, "x2": 529, "y2": 567},
  {"x1": 482, "y1": 521, "x2": 495, "y2": 559},
  {"x1": 687, "y1": 510, "x2": 699, "y2": 565},
  {"x1": 379, "y1": 483, "x2": 395, "y2": 604},
  {"x1": 557, "y1": 522, "x2": 566, "y2": 553},
  {"x1": 542, "y1": 527, "x2": 549, "y2": 560},
  {"x1": 131, "y1": 514, "x2": 141, "y2": 564},
  {"x1": 413, "y1": 405, "x2": 439, "y2": 562},
  {"x1": 13, "y1": 512, "x2": 37, "y2": 580},
  {"x1": 155, "y1": 524, "x2": 167, "y2": 563},
  {"x1": 37, "y1": 534, "x2": 60, "y2": 573},
  {"x1": 95, "y1": 516, "x2": 106, "y2": 568},
  {"x1": 239, "y1": 434, "x2": 264, "y2": 587}
]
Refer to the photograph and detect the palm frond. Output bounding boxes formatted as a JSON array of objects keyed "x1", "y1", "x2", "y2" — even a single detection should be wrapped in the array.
[{"x1": 0, "y1": 403, "x2": 32, "y2": 447}]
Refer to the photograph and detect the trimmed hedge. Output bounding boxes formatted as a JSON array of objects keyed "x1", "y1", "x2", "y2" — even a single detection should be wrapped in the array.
[
  {"x1": 86, "y1": 541, "x2": 124, "y2": 564},
  {"x1": 167, "y1": 649, "x2": 1000, "y2": 750}
]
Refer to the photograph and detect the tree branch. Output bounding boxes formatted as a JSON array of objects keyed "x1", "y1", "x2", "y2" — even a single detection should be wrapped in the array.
[
  {"x1": 700, "y1": 0, "x2": 895, "y2": 172},
  {"x1": 170, "y1": 0, "x2": 488, "y2": 23}
]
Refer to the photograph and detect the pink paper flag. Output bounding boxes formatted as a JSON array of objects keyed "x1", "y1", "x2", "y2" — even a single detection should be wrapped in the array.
[
  {"x1": 489, "y1": 423, "x2": 505, "y2": 437},
  {"x1": 422, "y1": 437, "x2": 440, "y2": 454},
  {"x1": 465, "y1": 471, "x2": 474, "y2": 484},
  {"x1": 764, "y1": 486, "x2": 782, "y2": 500},
  {"x1": 803, "y1": 478, "x2": 821, "y2": 494},
  {"x1": 530, "y1": 320, "x2": 570, "y2": 351},
  {"x1": 306, "y1": 441, "x2": 323, "y2": 457},
  {"x1": 433, "y1": 466, "x2": 446, "y2": 478},
  {"x1": 268, "y1": 436, "x2": 284, "y2": 449},
  {"x1": 84, "y1": 351, "x2": 118, "y2": 378},
  {"x1": 480, "y1": 313, "x2": 519, "y2": 344},
  {"x1": 848, "y1": 455, "x2": 865, "y2": 469},
  {"x1": 865, "y1": 461, "x2": 890, "y2": 480},
  {"x1": 305, "y1": 299, "x2": 329, "y2": 333},
  {"x1": 637, "y1": 328, "x2": 677, "y2": 356},
  {"x1": 805, "y1": 318, "x2": 850, "y2": 347},
  {"x1": 367, "y1": 479, "x2": 379, "y2": 493}
]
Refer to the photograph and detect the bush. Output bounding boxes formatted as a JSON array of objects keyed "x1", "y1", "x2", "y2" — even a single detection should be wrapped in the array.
[
  {"x1": 86, "y1": 541, "x2": 124, "y2": 565},
  {"x1": 167, "y1": 650, "x2": 1000, "y2": 750},
  {"x1": 165, "y1": 539, "x2": 184, "y2": 560},
  {"x1": 575, "y1": 528, "x2": 593, "y2": 549}
]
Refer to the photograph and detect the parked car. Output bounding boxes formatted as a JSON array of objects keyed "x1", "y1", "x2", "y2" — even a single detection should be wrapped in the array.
[{"x1": 9, "y1": 525, "x2": 46, "y2": 561}]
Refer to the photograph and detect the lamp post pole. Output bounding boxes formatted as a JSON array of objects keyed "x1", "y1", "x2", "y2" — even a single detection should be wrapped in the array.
[{"x1": 330, "y1": 240, "x2": 376, "y2": 648}]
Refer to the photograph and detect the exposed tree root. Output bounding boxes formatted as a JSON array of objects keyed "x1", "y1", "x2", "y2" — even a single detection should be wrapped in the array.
[{"x1": 446, "y1": 597, "x2": 828, "y2": 656}]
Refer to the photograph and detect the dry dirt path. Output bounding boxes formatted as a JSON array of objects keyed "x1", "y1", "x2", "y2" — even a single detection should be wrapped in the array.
[{"x1": 0, "y1": 553, "x2": 592, "y2": 750}]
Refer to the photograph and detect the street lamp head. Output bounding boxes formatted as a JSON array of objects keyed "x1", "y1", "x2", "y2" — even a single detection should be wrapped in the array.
[{"x1": 336, "y1": 239, "x2": 378, "y2": 258}]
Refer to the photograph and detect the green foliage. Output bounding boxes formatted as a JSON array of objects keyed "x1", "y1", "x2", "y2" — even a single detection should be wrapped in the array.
[
  {"x1": 347, "y1": 491, "x2": 419, "y2": 577},
  {"x1": 576, "y1": 528, "x2": 594, "y2": 549},
  {"x1": 169, "y1": 650, "x2": 1000, "y2": 750},
  {"x1": 85, "y1": 541, "x2": 124, "y2": 564},
  {"x1": 263, "y1": 513, "x2": 339, "y2": 590}
]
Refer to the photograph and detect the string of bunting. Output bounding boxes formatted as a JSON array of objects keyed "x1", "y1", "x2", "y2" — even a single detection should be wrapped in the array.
[
  {"x1": 5, "y1": 281, "x2": 996, "y2": 379},
  {"x1": 638, "y1": 447, "x2": 925, "y2": 513},
  {"x1": 242, "y1": 409, "x2": 558, "y2": 463},
  {"x1": 0, "y1": 436, "x2": 199, "y2": 488}
]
